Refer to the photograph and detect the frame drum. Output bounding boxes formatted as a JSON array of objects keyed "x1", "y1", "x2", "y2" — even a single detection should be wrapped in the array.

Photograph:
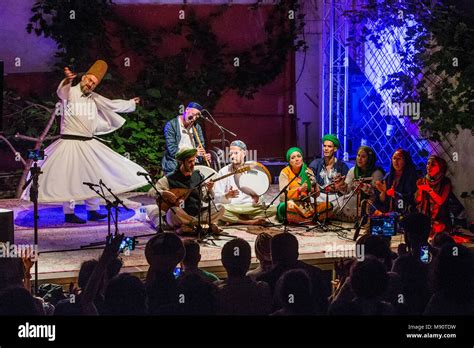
[
  {"x1": 234, "y1": 161, "x2": 271, "y2": 196},
  {"x1": 195, "y1": 165, "x2": 218, "y2": 182}
]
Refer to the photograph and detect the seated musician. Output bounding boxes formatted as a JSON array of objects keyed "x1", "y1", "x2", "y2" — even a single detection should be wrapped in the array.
[
  {"x1": 309, "y1": 134, "x2": 349, "y2": 192},
  {"x1": 336, "y1": 146, "x2": 384, "y2": 221},
  {"x1": 214, "y1": 140, "x2": 276, "y2": 225},
  {"x1": 374, "y1": 149, "x2": 417, "y2": 214},
  {"x1": 415, "y1": 155, "x2": 452, "y2": 234},
  {"x1": 277, "y1": 147, "x2": 320, "y2": 224},
  {"x1": 161, "y1": 102, "x2": 212, "y2": 175},
  {"x1": 148, "y1": 148, "x2": 224, "y2": 234}
]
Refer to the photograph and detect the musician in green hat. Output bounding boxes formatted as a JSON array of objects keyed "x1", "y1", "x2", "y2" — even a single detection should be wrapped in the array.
[
  {"x1": 308, "y1": 134, "x2": 349, "y2": 193},
  {"x1": 146, "y1": 147, "x2": 224, "y2": 234}
]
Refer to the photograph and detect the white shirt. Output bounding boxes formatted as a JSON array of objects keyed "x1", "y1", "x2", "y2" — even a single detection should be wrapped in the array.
[
  {"x1": 178, "y1": 116, "x2": 196, "y2": 151},
  {"x1": 319, "y1": 157, "x2": 341, "y2": 186},
  {"x1": 214, "y1": 164, "x2": 254, "y2": 204},
  {"x1": 21, "y1": 79, "x2": 147, "y2": 203},
  {"x1": 57, "y1": 80, "x2": 136, "y2": 136}
]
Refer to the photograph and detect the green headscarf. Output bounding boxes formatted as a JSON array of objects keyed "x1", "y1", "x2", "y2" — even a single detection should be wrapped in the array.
[
  {"x1": 285, "y1": 147, "x2": 311, "y2": 191},
  {"x1": 277, "y1": 148, "x2": 312, "y2": 222},
  {"x1": 322, "y1": 134, "x2": 340, "y2": 149},
  {"x1": 354, "y1": 145, "x2": 377, "y2": 178}
]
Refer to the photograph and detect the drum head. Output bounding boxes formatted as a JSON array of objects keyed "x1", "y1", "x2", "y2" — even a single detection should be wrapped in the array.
[
  {"x1": 235, "y1": 161, "x2": 271, "y2": 196},
  {"x1": 194, "y1": 165, "x2": 218, "y2": 182}
]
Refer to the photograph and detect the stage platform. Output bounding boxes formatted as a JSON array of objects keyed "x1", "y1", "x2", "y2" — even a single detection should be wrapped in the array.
[{"x1": 1, "y1": 186, "x2": 472, "y2": 288}]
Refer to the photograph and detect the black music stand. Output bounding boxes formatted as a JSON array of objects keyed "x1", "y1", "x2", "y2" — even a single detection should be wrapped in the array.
[
  {"x1": 197, "y1": 187, "x2": 218, "y2": 246},
  {"x1": 305, "y1": 185, "x2": 333, "y2": 232},
  {"x1": 22, "y1": 160, "x2": 43, "y2": 295},
  {"x1": 266, "y1": 173, "x2": 300, "y2": 233},
  {"x1": 352, "y1": 180, "x2": 372, "y2": 241},
  {"x1": 201, "y1": 109, "x2": 236, "y2": 157},
  {"x1": 188, "y1": 172, "x2": 216, "y2": 245},
  {"x1": 80, "y1": 180, "x2": 123, "y2": 248},
  {"x1": 137, "y1": 173, "x2": 179, "y2": 236}
]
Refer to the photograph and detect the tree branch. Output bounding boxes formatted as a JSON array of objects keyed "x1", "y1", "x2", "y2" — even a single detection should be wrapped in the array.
[
  {"x1": 4, "y1": 103, "x2": 53, "y2": 118},
  {"x1": 16, "y1": 109, "x2": 58, "y2": 198},
  {"x1": 0, "y1": 135, "x2": 26, "y2": 166}
]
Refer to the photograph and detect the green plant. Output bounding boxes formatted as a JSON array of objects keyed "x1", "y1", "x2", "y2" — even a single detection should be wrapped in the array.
[
  {"x1": 27, "y1": 0, "x2": 115, "y2": 74},
  {"x1": 22, "y1": 0, "x2": 306, "y2": 181},
  {"x1": 105, "y1": 105, "x2": 166, "y2": 177},
  {"x1": 345, "y1": 0, "x2": 474, "y2": 141}
]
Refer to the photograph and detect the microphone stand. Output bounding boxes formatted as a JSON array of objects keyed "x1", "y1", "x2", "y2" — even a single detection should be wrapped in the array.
[
  {"x1": 80, "y1": 181, "x2": 118, "y2": 248},
  {"x1": 100, "y1": 179, "x2": 131, "y2": 236},
  {"x1": 197, "y1": 186, "x2": 218, "y2": 246},
  {"x1": 191, "y1": 172, "x2": 216, "y2": 244},
  {"x1": 138, "y1": 173, "x2": 176, "y2": 235},
  {"x1": 22, "y1": 161, "x2": 42, "y2": 296},
  {"x1": 306, "y1": 184, "x2": 333, "y2": 232},
  {"x1": 352, "y1": 179, "x2": 371, "y2": 241},
  {"x1": 201, "y1": 109, "x2": 237, "y2": 156}
]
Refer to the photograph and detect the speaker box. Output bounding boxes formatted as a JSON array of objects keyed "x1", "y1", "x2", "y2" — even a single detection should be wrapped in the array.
[
  {"x1": 0, "y1": 209, "x2": 14, "y2": 243},
  {"x1": 0, "y1": 60, "x2": 3, "y2": 132}
]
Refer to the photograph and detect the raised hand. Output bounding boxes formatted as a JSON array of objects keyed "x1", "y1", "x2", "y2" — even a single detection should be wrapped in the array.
[
  {"x1": 298, "y1": 184, "x2": 308, "y2": 195},
  {"x1": 103, "y1": 234, "x2": 125, "y2": 261},
  {"x1": 417, "y1": 182, "x2": 431, "y2": 192},
  {"x1": 197, "y1": 146, "x2": 206, "y2": 157},
  {"x1": 63, "y1": 67, "x2": 77, "y2": 84},
  {"x1": 22, "y1": 256, "x2": 35, "y2": 273},
  {"x1": 251, "y1": 194, "x2": 259, "y2": 204},
  {"x1": 205, "y1": 181, "x2": 215, "y2": 192}
]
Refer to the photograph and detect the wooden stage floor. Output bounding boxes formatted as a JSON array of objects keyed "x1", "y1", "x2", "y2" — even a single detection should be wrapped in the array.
[{"x1": 2, "y1": 188, "x2": 472, "y2": 287}]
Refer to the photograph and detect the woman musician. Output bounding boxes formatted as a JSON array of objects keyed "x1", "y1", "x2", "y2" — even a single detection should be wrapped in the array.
[
  {"x1": 374, "y1": 148, "x2": 417, "y2": 214},
  {"x1": 334, "y1": 146, "x2": 384, "y2": 221},
  {"x1": 277, "y1": 147, "x2": 321, "y2": 224},
  {"x1": 337, "y1": 146, "x2": 385, "y2": 201},
  {"x1": 415, "y1": 155, "x2": 452, "y2": 234}
]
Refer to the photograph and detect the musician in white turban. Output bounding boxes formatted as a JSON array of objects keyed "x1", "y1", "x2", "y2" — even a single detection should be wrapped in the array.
[
  {"x1": 214, "y1": 140, "x2": 276, "y2": 225},
  {"x1": 22, "y1": 60, "x2": 148, "y2": 224}
]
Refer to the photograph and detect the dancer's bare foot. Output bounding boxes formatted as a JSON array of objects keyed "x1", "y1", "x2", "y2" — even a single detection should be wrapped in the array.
[
  {"x1": 211, "y1": 223, "x2": 222, "y2": 235},
  {"x1": 237, "y1": 218, "x2": 266, "y2": 226},
  {"x1": 176, "y1": 225, "x2": 194, "y2": 235},
  {"x1": 249, "y1": 218, "x2": 267, "y2": 225}
]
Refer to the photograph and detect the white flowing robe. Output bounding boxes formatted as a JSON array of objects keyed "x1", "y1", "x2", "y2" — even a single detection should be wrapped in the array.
[{"x1": 21, "y1": 80, "x2": 148, "y2": 203}]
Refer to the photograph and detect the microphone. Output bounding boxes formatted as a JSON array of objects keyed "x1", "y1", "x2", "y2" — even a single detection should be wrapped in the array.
[
  {"x1": 83, "y1": 182, "x2": 99, "y2": 187},
  {"x1": 137, "y1": 171, "x2": 149, "y2": 177}
]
